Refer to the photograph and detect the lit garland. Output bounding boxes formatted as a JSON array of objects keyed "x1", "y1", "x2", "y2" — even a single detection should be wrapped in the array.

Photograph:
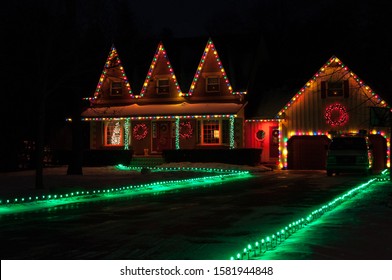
[
  {"x1": 141, "y1": 42, "x2": 182, "y2": 97},
  {"x1": 186, "y1": 39, "x2": 233, "y2": 97},
  {"x1": 229, "y1": 115, "x2": 235, "y2": 149},
  {"x1": 277, "y1": 56, "x2": 389, "y2": 118},
  {"x1": 175, "y1": 118, "x2": 180, "y2": 149},
  {"x1": 325, "y1": 103, "x2": 349, "y2": 127},
  {"x1": 230, "y1": 172, "x2": 389, "y2": 260},
  {"x1": 124, "y1": 118, "x2": 130, "y2": 150},
  {"x1": 179, "y1": 121, "x2": 193, "y2": 139},
  {"x1": 133, "y1": 123, "x2": 148, "y2": 140},
  {"x1": 78, "y1": 114, "x2": 237, "y2": 122},
  {"x1": 92, "y1": 45, "x2": 134, "y2": 100}
]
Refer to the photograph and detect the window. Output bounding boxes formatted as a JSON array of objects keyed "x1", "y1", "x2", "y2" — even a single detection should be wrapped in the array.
[
  {"x1": 206, "y1": 76, "x2": 220, "y2": 92},
  {"x1": 202, "y1": 120, "x2": 220, "y2": 144},
  {"x1": 321, "y1": 80, "x2": 349, "y2": 98},
  {"x1": 105, "y1": 121, "x2": 123, "y2": 146},
  {"x1": 327, "y1": 81, "x2": 343, "y2": 97},
  {"x1": 110, "y1": 81, "x2": 123, "y2": 96},
  {"x1": 156, "y1": 78, "x2": 170, "y2": 94}
]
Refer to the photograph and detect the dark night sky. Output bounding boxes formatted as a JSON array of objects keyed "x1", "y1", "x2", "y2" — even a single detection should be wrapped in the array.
[{"x1": 1, "y1": 0, "x2": 392, "y2": 147}]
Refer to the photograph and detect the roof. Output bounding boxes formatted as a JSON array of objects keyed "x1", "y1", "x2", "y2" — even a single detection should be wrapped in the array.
[{"x1": 81, "y1": 102, "x2": 246, "y2": 118}]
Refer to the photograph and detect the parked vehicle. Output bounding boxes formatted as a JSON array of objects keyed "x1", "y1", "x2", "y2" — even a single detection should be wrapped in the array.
[{"x1": 326, "y1": 135, "x2": 373, "y2": 176}]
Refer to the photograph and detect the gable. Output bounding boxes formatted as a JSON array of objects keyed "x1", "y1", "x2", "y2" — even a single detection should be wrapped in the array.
[
  {"x1": 277, "y1": 56, "x2": 389, "y2": 132},
  {"x1": 90, "y1": 45, "x2": 134, "y2": 105},
  {"x1": 140, "y1": 42, "x2": 182, "y2": 98},
  {"x1": 187, "y1": 39, "x2": 233, "y2": 97}
]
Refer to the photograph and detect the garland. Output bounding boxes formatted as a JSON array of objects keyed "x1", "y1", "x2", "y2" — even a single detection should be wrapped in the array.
[
  {"x1": 133, "y1": 123, "x2": 148, "y2": 140},
  {"x1": 179, "y1": 121, "x2": 193, "y2": 139},
  {"x1": 325, "y1": 103, "x2": 349, "y2": 127}
]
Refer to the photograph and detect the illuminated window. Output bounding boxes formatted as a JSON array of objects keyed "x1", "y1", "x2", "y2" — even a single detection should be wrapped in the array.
[
  {"x1": 105, "y1": 121, "x2": 123, "y2": 146},
  {"x1": 206, "y1": 76, "x2": 220, "y2": 92},
  {"x1": 157, "y1": 78, "x2": 170, "y2": 94},
  {"x1": 202, "y1": 120, "x2": 220, "y2": 144},
  {"x1": 110, "y1": 81, "x2": 123, "y2": 96}
]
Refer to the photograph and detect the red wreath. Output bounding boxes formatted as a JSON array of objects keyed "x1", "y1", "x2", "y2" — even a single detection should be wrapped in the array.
[
  {"x1": 179, "y1": 121, "x2": 193, "y2": 139},
  {"x1": 133, "y1": 123, "x2": 148, "y2": 140},
  {"x1": 325, "y1": 103, "x2": 349, "y2": 127}
]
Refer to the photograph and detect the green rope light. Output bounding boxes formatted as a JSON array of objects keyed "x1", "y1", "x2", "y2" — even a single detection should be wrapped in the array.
[
  {"x1": 0, "y1": 165, "x2": 250, "y2": 214},
  {"x1": 230, "y1": 170, "x2": 389, "y2": 260},
  {"x1": 124, "y1": 118, "x2": 130, "y2": 150},
  {"x1": 175, "y1": 117, "x2": 180, "y2": 150},
  {"x1": 229, "y1": 115, "x2": 235, "y2": 149}
]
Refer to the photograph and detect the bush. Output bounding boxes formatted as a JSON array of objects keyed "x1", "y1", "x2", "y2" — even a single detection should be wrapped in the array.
[{"x1": 162, "y1": 148, "x2": 262, "y2": 166}]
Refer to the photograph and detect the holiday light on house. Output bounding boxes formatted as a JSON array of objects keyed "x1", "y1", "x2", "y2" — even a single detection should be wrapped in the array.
[
  {"x1": 77, "y1": 114, "x2": 238, "y2": 122},
  {"x1": 141, "y1": 42, "x2": 182, "y2": 97},
  {"x1": 186, "y1": 39, "x2": 234, "y2": 97},
  {"x1": 124, "y1": 118, "x2": 130, "y2": 150},
  {"x1": 277, "y1": 55, "x2": 389, "y2": 118},
  {"x1": 92, "y1": 45, "x2": 134, "y2": 101}
]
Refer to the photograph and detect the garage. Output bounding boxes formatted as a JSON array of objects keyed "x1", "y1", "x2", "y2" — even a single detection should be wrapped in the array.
[{"x1": 287, "y1": 135, "x2": 331, "y2": 170}]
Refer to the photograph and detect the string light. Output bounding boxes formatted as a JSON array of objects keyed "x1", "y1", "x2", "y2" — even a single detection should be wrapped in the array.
[
  {"x1": 186, "y1": 39, "x2": 233, "y2": 97},
  {"x1": 229, "y1": 115, "x2": 235, "y2": 149},
  {"x1": 325, "y1": 103, "x2": 349, "y2": 127},
  {"x1": 175, "y1": 117, "x2": 180, "y2": 149},
  {"x1": 141, "y1": 42, "x2": 182, "y2": 97},
  {"x1": 91, "y1": 45, "x2": 134, "y2": 100},
  {"x1": 0, "y1": 165, "x2": 251, "y2": 214},
  {"x1": 76, "y1": 114, "x2": 238, "y2": 122},
  {"x1": 230, "y1": 172, "x2": 389, "y2": 260},
  {"x1": 124, "y1": 118, "x2": 130, "y2": 150},
  {"x1": 133, "y1": 123, "x2": 148, "y2": 140},
  {"x1": 277, "y1": 55, "x2": 389, "y2": 118}
]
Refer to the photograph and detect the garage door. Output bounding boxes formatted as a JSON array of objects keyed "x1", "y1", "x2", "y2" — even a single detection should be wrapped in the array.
[
  {"x1": 287, "y1": 135, "x2": 331, "y2": 170},
  {"x1": 368, "y1": 134, "x2": 387, "y2": 171}
]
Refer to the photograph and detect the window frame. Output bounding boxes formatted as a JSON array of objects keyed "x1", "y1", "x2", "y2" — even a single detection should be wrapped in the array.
[
  {"x1": 156, "y1": 78, "x2": 170, "y2": 94},
  {"x1": 110, "y1": 80, "x2": 123, "y2": 96},
  {"x1": 206, "y1": 76, "x2": 220, "y2": 93},
  {"x1": 201, "y1": 119, "x2": 221, "y2": 145},
  {"x1": 104, "y1": 121, "x2": 124, "y2": 146}
]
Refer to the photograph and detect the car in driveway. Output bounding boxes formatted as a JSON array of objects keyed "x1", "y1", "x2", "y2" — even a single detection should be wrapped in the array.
[{"x1": 326, "y1": 135, "x2": 373, "y2": 176}]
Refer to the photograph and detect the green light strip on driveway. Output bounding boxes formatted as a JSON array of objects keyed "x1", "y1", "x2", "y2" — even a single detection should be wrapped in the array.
[
  {"x1": 230, "y1": 170, "x2": 389, "y2": 260},
  {"x1": 0, "y1": 166, "x2": 251, "y2": 214}
]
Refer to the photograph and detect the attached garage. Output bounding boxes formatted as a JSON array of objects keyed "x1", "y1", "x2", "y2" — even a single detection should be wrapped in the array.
[
  {"x1": 287, "y1": 135, "x2": 331, "y2": 170},
  {"x1": 368, "y1": 134, "x2": 387, "y2": 172}
]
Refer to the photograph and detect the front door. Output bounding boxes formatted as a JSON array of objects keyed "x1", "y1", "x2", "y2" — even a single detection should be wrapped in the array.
[{"x1": 155, "y1": 121, "x2": 172, "y2": 152}]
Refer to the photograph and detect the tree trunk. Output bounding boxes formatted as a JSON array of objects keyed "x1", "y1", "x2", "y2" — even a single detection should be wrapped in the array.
[
  {"x1": 35, "y1": 102, "x2": 45, "y2": 189},
  {"x1": 67, "y1": 97, "x2": 83, "y2": 175}
]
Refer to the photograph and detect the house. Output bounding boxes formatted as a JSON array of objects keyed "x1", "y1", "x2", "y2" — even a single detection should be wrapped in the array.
[
  {"x1": 245, "y1": 56, "x2": 390, "y2": 170},
  {"x1": 80, "y1": 39, "x2": 247, "y2": 156}
]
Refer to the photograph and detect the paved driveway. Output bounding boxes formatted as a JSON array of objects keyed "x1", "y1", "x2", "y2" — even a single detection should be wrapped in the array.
[{"x1": 1, "y1": 170, "x2": 389, "y2": 260}]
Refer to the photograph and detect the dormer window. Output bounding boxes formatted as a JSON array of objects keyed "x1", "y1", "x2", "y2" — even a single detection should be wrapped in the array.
[
  {"x1": 157, "y1": 78, "x2": 170, "y2": 94},
  {"x1": 327, "y1": 81, "x2": 343, "y2": 97},
  {"x1": 321, "y1": 80, "x2": 349, "y2": 99},
  {"x1": 110, "y1": 81, "x2": 123, "y2": 96},
  {"x1": 206, "y1": 76, "x2": 220, "y2": 93}
]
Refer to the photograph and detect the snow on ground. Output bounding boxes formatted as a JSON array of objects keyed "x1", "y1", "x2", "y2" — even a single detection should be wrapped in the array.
[
  {"x1": 251, "y1": 180, "x2": 392, "y2": 260},
  {"x1": 2, "y1": 163, "x2": 391, "y2": 260},
  {"x1": 0, "y1": 163, "x2": 271, "y2": 199}
]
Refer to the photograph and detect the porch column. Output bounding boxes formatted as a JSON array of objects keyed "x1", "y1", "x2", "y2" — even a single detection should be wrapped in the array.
[
  {"x1": 124, "y1": 118, "x2": 130, "y2": 150},
  {"x1": 229, "y1": 115, "x2": 235, "y2": 149},
  {"x1": 175, "y1": 117, "x2": 180, "y2": 150}
]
